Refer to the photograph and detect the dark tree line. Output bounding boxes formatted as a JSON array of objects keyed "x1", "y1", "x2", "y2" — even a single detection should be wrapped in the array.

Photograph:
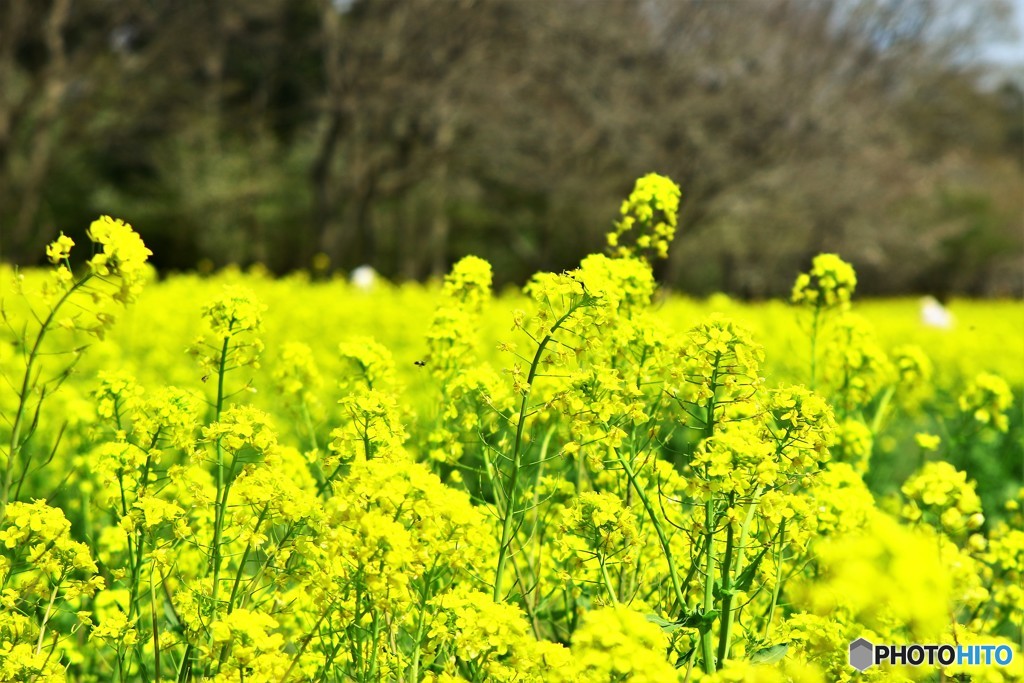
[{"x1": 1, "y1": 0, "x2": 1021, "y2": 296}]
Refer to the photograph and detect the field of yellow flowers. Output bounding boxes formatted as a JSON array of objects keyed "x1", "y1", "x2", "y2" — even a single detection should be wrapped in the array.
[{"x1": 1, "y1": 176, "x2": 1022, "y2": 682}]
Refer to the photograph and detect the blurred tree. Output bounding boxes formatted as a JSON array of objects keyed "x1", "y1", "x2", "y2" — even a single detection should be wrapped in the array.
[{"x1": 0, "y1": 0, "x2": 1020, "y2": 296}]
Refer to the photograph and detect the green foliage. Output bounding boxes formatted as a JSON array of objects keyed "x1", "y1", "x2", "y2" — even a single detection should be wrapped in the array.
[{"x1": 1, "y1": 0, "x2": 1021, "y2": 297}]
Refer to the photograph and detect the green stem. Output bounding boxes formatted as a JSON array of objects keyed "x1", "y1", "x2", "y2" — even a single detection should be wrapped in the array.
[
  {"x1": 315, "y1": 464, "x2": 344, "y2": 497},
  {"x1": 613, "y1": 450, "x2": 686, "y2": 608},
  {"x1": 699, "y1": 355, "x2": 721, "y2": 673},
  {"x1": 407, "y1": 564, "x2": 443, "y2": 683},
  {"x1": 764, "y1": 520, "x2": 786, "y2": 640},
  {"x1": 809, "y1": 305, "x2": 821, "y2": 391},
  {"x1": 226, "y1": 504, "x2": 270, "y2": 613},
  {"x1": 718, "y1": 485, "x2": 764, "y2": 660},
  {"x1": 151, "y1": 570, "x2": 162, "y2": 682},
  {"x1": 599, "y1": 556, "x2": 618, "y2": 605},
  {"x1": 35, "y1": 578, "x2": 63, "y2": 655},
  {"x1": 3, "y1": 273, "x2": 92, "y2": 521},
  {"x1": 367, "y1": 610, "x2": 381, "y2": 680},
  {"x1": 127, "y1": 528, "x2": 149, "y2": 673},
  {"x1": 701, "y1": 497, "x2": 717, "y2": 674},
  {"x1": 176, "y1": 645, "x2": 193, "y2": 683},
  {"x1": 734, "y1": 486, "x2": 764, "y2": 577},
  {"x1": 127, "y1": 434, "x2": 162, "y2": 627},
  {"x1": 716, "y1": 496, "x2": 736, "y2": 665},
  {"x1": 870, "y1": 385, "x2": 895, "y2": 436},
  {"x1": 493, "y1": 305, "x2": 578, "y2": 602},
  {"x1": 300, "y1": 399, "x2": 322, "y2": 463},
  {"x1": 278, "y1": 599, "x2": 336, "y2": 683},
  {"x1": 207, "y1": 333, "x2": 231, "y2": 668},
  {"x1": 508, "y1": 544, "x2": 543, "y2": 639}
]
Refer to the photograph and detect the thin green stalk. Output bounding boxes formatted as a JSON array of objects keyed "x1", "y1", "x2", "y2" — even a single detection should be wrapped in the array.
[
  {"x1": 683, "y1": 652, "x2": 695, "y2": 683},
  {"x1": 35, "y1": 578, "x2": 62, "y2": 655},
  {"x1": 701, "y1": 498, "x2": 717, "y2": 674},
  {"x1": 127, "y1": 434, "x2": 161, "y2": 628},
  {"x1": 126, "y1": 527, "x2": 150, "y2": 675},
  {"x1": 151, "y1": 570, "x2": 162, "y2": 682},
  {"x1": 734, "y1": 485, "x2": 764, "y2": 577},
  {"x1": 315, "y1": 464, "x2": 344, "y2": 497},
  {"x1": 509, "y1": 547, "x2": 543, "y2": 639},
  {"x1": 206, "y1": 333, "x2": 231, "y2": 669},
  {"x1": 226, "y1": 504, "x2": 270, "y2": 614},
  {"x1": 176, "y1": 644, "x2": 194, "y2": 683},
  {"x1": 809, "y1": 305, "x2": 821, "y2": 391},
  {"x1": 366, "y1": 611, "x2": 381, "y2": 680},
  {"x1": 870, "y1": 385, "x2": 895, "y2": 436},
  {"x1": 764, "y1": 520, "x2": 786, "y2": 640},
  {"x1": 300, "y1": 400, "x2": 320, "y2": 452},
  {"x1": 599, "y1": 557, "x2": 618, "y2": 605},
  {"x1": 3, "y1": 273, "x2": 92, "y2": 521},
  {"x1": 699, "y1": 356, "x2": 720, "y2": 673},
  {"x1": 716, "y1": 496, "x2": 736, "y2": 665},
  {"x1": 407, "y1": 564, "x2": 443, "y2": 682},
  {"x1": 613, "y1": 450, "x2": 686, "y2": 609},
  {"x1": 493, "y1": 305, "x2": 578, "y2": 601},
  {"x1": 521, "y1": 425, "x2": 553, "y2": 638},
  {"x1": 718, "y1": 485, "x2": 764, "y2": 660}
]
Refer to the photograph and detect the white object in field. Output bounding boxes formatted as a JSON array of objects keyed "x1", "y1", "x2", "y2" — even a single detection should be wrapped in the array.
[
  {"x1": 920, "y1": 296, "x2": 953, "y2": 329},
  {"x1": 350, "y1": 265, "x2": 378, "y2": 291}
]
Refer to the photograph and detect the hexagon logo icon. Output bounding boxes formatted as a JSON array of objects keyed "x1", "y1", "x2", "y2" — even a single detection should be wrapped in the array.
[{"x1": 849, "y1": 637, "x2": 874, "y2": 671}]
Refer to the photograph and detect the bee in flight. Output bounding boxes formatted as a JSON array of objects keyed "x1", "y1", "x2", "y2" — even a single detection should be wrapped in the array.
[{"x1": 414, "y1": 360, "x2": 427, "y2": 367}]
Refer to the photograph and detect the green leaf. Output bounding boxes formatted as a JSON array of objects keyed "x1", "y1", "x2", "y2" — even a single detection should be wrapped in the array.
[
  {"x1": 646, "y1": 608, "x2": 719, "y2": 635},
  {"x1": 697, "y1": 610, "x2": 720, "y2": 634},
  {"x1": 749, "y1": 642, "x2": 789, "y2": 664},
  {"x1": 734, "y1": 536, "x2": 777, "y2": 593},
  {"x1": 646, "y1": 613, "x2": 684, "y2": 633},
  {"x1": 675, "y1": 646, "x2": 695, "y2": 668}
]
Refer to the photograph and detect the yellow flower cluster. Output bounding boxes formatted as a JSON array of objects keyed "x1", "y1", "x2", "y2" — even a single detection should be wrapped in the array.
[
  {"x1": 561, "y1": 490, "x2": 639, "y2": 556},
  {"x1": 674, "y1": 316, "x2": 763, "y2": 412},
  {"x1": 1, "y1": 500, "x2": 98, "y2": 579},
  {"x1": 822, "y1": 313, "x2": 895, "y2": 414},
  {"x1": 571, "y1": 605, "x2": 677, "y2": 682},
  {"x1": 790, "y1": 253, "x2": 857, "y2": 310},
  {"x1": 272, "y1": 341, "x2": 322, "y2": 398},
  {"x1": 690, "y1": 425, "x2": 778, "y2": 496},
  {"x1": 831, "y1": 418, "x2": 873, "y2": 474},
  {"x1": 84, "y1": 216, "x2": 153, "y2": 303},
  {"x1": 189, "y1": 286, "x2": 265, "y2": 375},
  {"x1": 606, "y1": 173, "x2": 681, "y2": 261},
  {"x1": 556, "y1": 366, "x2": 647, "y2": 460},
  {"x1": 202, "y1": 405, "x2": 278, "y2": 456},
  {"x1": 209, "y1": 609, "x2": 290, "y2": 680},
  {"x1": 796, "y1": 511, "x2": 953, "y2": 640},
  {"x1": 440, "y1": 254, "x2": 493, "y2": 313},
  {"x1": 85, "y1": 216, "x2": 151, "y2": 274},
  {"x1": 763, "y1": 386, "x2": 835, "y2": 466},
  {"x1": 199, "y1": 286, "x2": 265, "y2": 340},
  {"x1": 34, "y1": 216, "x2": 151, "y2": 340},
  {"x1": 45, "y1": 233, "x2": 75, "y2": 264},
  {"x1": 338, "y1": 336, "x2": 397, "y2": 391},
  {"x1": 959, "y1": 371, "x2": 1014, "y2": 432},
  {"x1": 891, "y1": 343, "x2": 934, "y2": 409},
  {"x1": 901, "y1": 461, "x2": 985, "y2": 537},
  {"x1": 983, "y1": 508, "x2": 1024, "y2": 631},
  {"x1": 423, "y1": 256, "x2": 502, "y2": 464}
]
